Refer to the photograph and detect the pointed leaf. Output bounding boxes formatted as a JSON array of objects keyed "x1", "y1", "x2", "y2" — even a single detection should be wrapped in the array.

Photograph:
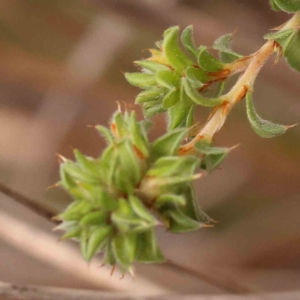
[
  {"x1": 186, "y1": 104, "x2": 195, "y2": 127},
  {"x1": 117, "y1": 140, "x2": 141, "y2": 186},
  {"x1": 86, "y1": 226, "x2": 112, "y2": 261},
  {"x1": 183, "y1": 78, "x2": 223, "y2": 107},
  {"x1": 80, "y1": 228, "x2": 89, "y2": 261},
  {"x1": 166, "y1": 207, "x2": 200, "y2": 233},
  {"x1": 273, "y1": 0, "x2": 300, "y2": 12},
  {"x1": 129, "y1": 195, "x2": 156, "y2": 224},
  {"x1": 168, "y1": 87, "x2": 193, "y2": 129},
  {"x1": 155, "y1": 70, "x2": 180, "y2": 89},
  {"x1": 135, "y1": 229, "x2": 165, "y2": 263},
  {"x1": 143, "y1": 105, "x2": 166, "y2": 118},
  {"x1": 264, "y1": 28, "x2": 296, "y2": 50},
  {"x1": 181, "y1": 25, "x2": 199, "y2": 57},
  {"x1": 246, "y1": 92, "x2": 288, "y2": 138},
  {"x1": 134, "y1": 60, "x2": 169, "y2": 72},
  {"x1": 270, "y1": 0, "x2": 282, "y2": 10},
  {"x1": 155, "y1": 194, "x2": 186, "y2": 208},
  {"x1": 151, "y1": 128, "x2": 187, "y2": 159},
  {"x1": 125, "y1": 73, "x2": 156, "y2": 88},
  {"x1": 112, "y1": 233, "x2": 137, "y2": 270},
  {"x1": 197, "y1": 47, "x2": 224, "y2": 72},
  {"x1": 163, "y1": 26, "x2": 193, "y2": 72},
  {"x1": 95, "y1": 125, "x2": 114, "y2": 145},
  {"x1": 79, "y1": 211, "x2": 108, "y2": 226},
  {"x1": 182, "y1": 184, "x2": 212, "y2": 223},
  {"x1": 284, "y1": 29, "x2": 300, "y2": 72},
  {"x1": 186, "y1": 66, "x2": 209, "y2": 88},
  {"x1": 213, "y1": 34, "x2": 242, "y2": 63},
  {"x1": 162, "y1": 89, "x2": 180, "y2": 108},
  {"x1": 135, "y1": 88, "x2": 165, "y2": 104}
]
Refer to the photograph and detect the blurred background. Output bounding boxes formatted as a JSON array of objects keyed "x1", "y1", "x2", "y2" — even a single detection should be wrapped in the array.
[{"x1": 0, "y1": 0, "x2": 300, "y2": 296}]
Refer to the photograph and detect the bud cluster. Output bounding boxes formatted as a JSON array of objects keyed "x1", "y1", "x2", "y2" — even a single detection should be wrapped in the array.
[
  {"x1": 125, "y1": 26, "x2": 242, "y2": 129},
  {"x1": 56, "y1": 111, "x2": 212, "y2": 273}
]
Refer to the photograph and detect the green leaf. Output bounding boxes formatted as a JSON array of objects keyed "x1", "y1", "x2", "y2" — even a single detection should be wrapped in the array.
[
  {"x1": 185, "y1": 66, "x2": 210, "y2": 88},
  {"x1": 163, "y1": 26, "x2": 193, "y2": 72},
  {"x1": 195, "y1": 140, "x2": 229, "y2": 171},
  {"x1": 80, "y1": 228, "x2": 90, "y2": 261},
  {"x1": 114, "y1": 167, "x2": 135, "y2": 194},
  {"x1": 129, "y1": 196, "x2": 156, "y2": 224},
  {"x1": 129, "y1": 111, "x2": 149, "y2": 158},
  {"x1": 151, "y1": 128, "x2": 187, "y2": 159},
  {"x1": 148, "y1": 156, "x2": 184, "y2": 177},
  {"x1": 181, "y1": 25, "x2": 199, "y2": 57},
  {"x1": 117, "y1": 140, "x2": 141, "y2": 186},
  {"x1": 182, "y1": 184, "x2": 212, "y2": 223},
  {"x1": 61, "y1": 201, "x2": 93, "y2": 221},
  {"x1": 62, "y1": 227, "x2": 81, "y2": 240},
  {"x1": 166, "y1": 206, "x2": 200, "y2": 233},
  {"x1": 134, "y1": 60, "x2": 169, "y2": 73},
  {"x1": 79, "y1": 211, "x2": 108, "y2": 226},
  {"x1": 273, "y1": 0, "x2": 300, "y2": 12},
  {"x1": 264, "y1": 28, "x2": 296, "y2": 50},
  {"x1": 95, "y1": 125, "x2": 114, "y2": 145},
  {"x1": 186, "y1": 104, "x2": 195, "y2": 128},
  {"x1": 104, "y1": 240, "x2": 116, "y2": 266},
  {"x1": 112, "y1": 233, "x2": 137, "y2": 270},
  {"x1": 61, "y1": 161, "x2": 99, "y2": 185},
  {"x1": 111, "y1": 198, "x2": 151, "y2": 232},
  {"x1": 135, "y1": 88, "x2": 165, "y2": 104},
  {"x1": 270, "y1": 0, "x2": 282, "y2": 10},
  {"x1": 86, "y1": 226, "x2": 112, "y2": 261},
  {"x1": 284, "y1": 29, "x2": 300, "y2": 72},
  {"x1": 265, "y1": 28, "x2": 300, "y2": 73},
  {"x1": 113, "y1": 112, "x2": 129, "y2": 137},
  {"x1": 155, "y1": 194, "x2": 186, "y2": 208},
  {"x1": 213, "y1": 34, "x2": 242, "y2": 63},
  {"x1": 125, "y1": 73, "x2": 156, "y2": 88},
  {"x1": 74, "y1": 150, "x2": 101, "y2": 177},
  {"x1": 183, "y1": 78, "x2": 223, "y2": 107},
  {"x1": 246, "y1": 92, "x2": 288, "y2": 138},
  {"x1": 135, "y1": 229, "x2": 165, "y2": 263},
  {"x1": 168, "y1": 85, "x2": 194, "y2": 129},
  {"x1": 143, "y1": 105, "x2": 166, "y2": 118},
  {"x1": 162, "y1": 89, "x2": 180, "y2": 108},
  {"x1": 156, "y1": 70, "x2": 181, "y2": 89},
  {"x1": 99, "y1": 145, "x2": 117, "y2": 186},
  {"x1": 197, "y1": 46, "x2": 224, "y2": 72},
  {"x1": 60, "y1": 166, "x2": 76, "y2": 188}
]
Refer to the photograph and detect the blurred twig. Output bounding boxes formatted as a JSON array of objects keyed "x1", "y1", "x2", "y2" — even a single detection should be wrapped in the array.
[
  {"x1": 0, "y1": 281, "x2": 299, "y2": 300},
  {"x1": 0, "y1": 181, "x2": 56, "y2": 221}
]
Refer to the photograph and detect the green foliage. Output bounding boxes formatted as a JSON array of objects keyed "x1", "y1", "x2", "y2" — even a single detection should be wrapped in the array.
[
  {"x1": 246, "y1": 93, "x2": 289, "y2": 138},
  {"x1": 125, "y1": 26, "x2": 234, "y2": 129},
  {"x1": 195, "y1": 139, "x2": 229, "y2": 171},
  {"x1": 265, "y1": 28, "x2": 300, "y2": 72},
  {"x1": 270, "y1": 0, "x2": 300, "y2": 12},
  {"x1": 213, "y1": 34, "x2": 242, "y2": 63},
  {"x1": 57, "y1": 110, "x2": 212, "y2": 273}
]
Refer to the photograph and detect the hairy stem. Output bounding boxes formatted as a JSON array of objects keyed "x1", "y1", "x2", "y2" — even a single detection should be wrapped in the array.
[{"x1": 179, "y1": 12, "x2": 300, "y2": 155}]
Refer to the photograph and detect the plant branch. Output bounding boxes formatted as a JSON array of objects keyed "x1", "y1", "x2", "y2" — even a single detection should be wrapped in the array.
[
  {"x1": 0, "y1": 181, "x2": 57, "y2": 222},
  {"x1": 179, "y1": 12, "x2": 300, "y2": 155}
]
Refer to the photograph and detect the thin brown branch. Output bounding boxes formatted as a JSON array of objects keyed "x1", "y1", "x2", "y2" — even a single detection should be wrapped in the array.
[
  {"x1": 0, "y1": 181, "x2": 57, "y2": 221},
  {"x1": 0, "y1": 281, "x2": 299, "y2": 300}
]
